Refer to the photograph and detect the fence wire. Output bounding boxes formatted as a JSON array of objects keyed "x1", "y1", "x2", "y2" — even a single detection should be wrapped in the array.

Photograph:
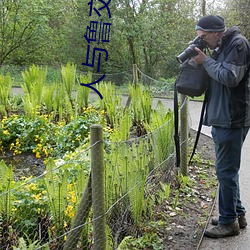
[{"x1": 137, "y1": 67, "x2": 175, "y2": 96}]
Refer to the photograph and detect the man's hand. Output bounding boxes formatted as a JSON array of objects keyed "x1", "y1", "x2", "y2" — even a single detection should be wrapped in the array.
[{"x1": 192, "y1": 47, "x2": 207, "y2": 64}]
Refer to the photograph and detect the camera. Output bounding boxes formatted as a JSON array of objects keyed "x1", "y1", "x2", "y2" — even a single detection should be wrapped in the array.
[{"x1": 176, "y1": 36, "x2": 208, "y2": 63}]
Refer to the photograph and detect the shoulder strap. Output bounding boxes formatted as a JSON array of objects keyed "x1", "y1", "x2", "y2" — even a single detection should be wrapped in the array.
[
  {"x1": 174, "y1": 81, "x2": 180, "y2": 168},
  {"x1": 189, "y1": 91, "x2": 208, "y2": 164}
]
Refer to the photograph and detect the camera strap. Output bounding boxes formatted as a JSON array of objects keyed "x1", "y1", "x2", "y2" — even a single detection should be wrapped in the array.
[
  {"x1": 174, "y1": 82, "x2": 181, "y2": 168},
  {"x1": 189, "y1": 91, "x2": 208, "y2": 164}
]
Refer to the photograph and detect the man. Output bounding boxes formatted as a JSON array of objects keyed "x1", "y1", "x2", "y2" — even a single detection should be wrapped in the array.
[{"x1": 192, "y1": 15, "x2": 250, "y2": 238}]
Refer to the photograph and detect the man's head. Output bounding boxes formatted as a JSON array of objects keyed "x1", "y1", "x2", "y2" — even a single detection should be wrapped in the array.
[{"x1": 195, "y1": 15, "x2": 225, "y2": 49}]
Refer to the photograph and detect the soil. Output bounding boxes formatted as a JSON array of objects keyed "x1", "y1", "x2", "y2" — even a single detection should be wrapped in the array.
[
  {"x1": 158, "y1": 130, "x2": 217, "y2": 250},
  {"x1": 0, "y1": 152, "x2": 45, "y2": 180}
]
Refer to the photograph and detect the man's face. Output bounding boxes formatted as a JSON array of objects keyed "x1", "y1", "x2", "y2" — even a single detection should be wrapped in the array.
[{"x1": 196, "y1": 30, "x2": 222, "y2": 49}]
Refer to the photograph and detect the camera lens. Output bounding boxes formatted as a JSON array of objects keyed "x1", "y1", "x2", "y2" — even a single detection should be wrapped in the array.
[
  {"x1": 176, "y1": 45, "x2": 198, "y2": 63},
  {"x1": 176, "y1": 37, "x2": 208, "y2": 63}
]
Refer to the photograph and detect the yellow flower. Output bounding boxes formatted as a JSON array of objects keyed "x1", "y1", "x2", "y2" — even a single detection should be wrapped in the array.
[
  {"x1": 3, "y1": 130, "x2": 9, "y2": 135},
  {"x1": 21, "y1": 176, "x2": 32, "y2": 181},
  {"x1": 12, "y1": 207, "x2": 17, "y2": 212},
  {"x1": 100, "y1": 110, "x2": 106, "y2": 115},
  {"x1": 26, "y1": 183, "x2": 37, "y2": 191},
  {"x1": 65, "y1": 205, "x2": 74, "y2": 218},
  {"x1": 14, "y1": 149, "x2": 21, "y2": 155},
  {"x1": 36, "y1": 152, "x2": 41, "y2": 159},
  {"x1": 32, "y1": 193, "x2": 42, "y2": 201},
  {"x1": 42, "y1": 147, "x2": 49, "y2": 157},
  {"x1": 71, "y1": 195, "x2": 76, "y2": 204}
]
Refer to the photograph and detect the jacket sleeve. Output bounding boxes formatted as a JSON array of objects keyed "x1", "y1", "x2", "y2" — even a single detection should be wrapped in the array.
[{"x1": 203, "y1": 37, "x2": 250, "y2": 87}]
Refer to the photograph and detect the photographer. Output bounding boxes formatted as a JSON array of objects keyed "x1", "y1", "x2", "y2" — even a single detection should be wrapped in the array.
[{"x1": 192, "y1": 15, "x2": 250, "y2": 238}]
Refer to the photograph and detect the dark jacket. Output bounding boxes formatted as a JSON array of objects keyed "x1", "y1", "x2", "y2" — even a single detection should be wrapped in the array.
[{"x1": 203, "y1": 26, "x2": 250, "y2": 128}]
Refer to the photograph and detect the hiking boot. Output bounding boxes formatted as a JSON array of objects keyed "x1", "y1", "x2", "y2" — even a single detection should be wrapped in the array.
[
  {"x1": 211, "y1": 214, "x2": 247, "y2": 229},
  {"x1": 204, "y1": 222, "x2": 240, "y2": 238}
]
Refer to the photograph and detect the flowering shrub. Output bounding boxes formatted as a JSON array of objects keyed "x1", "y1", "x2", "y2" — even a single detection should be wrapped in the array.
[
  {"x1": 12, "y1": 177, "x2": 49, "y2": 239},
  {"x1": 0, "y1": 106, "x2": 105, "y2": 158}
]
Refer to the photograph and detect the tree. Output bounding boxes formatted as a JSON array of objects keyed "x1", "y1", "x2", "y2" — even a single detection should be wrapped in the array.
[
  {"x1": 220, "y1": 0, "x2": 250, "y2": 39},
  {"x1": 0, "y1": 0, "x2": 51, "y2": 65}
]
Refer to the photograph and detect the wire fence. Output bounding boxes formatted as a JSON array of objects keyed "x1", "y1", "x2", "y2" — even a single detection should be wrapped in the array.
[
  {"x1": 0, "y1": 64, "x2": 134, "y2": 87},
  {"x1": 138, "y1": 67, "x2": 175, "y2": 94},
  {"x1": 0, "y1": 63, "x2": 175, "y2": 97},
  {"x1": 0, "y1": 117, "x2": 189, "y2": 249},
  {"x1": 0, "y1": 64, "x2": 191, "y2": 249}
]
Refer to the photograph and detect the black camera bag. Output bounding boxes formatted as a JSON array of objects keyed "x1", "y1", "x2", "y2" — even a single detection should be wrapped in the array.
[
  {"x1": 175, "y1": 58, "x2": 209, "y2": 97},
  {"x1": 174, "y1": 58, "x2": 210, "y2": 168}
]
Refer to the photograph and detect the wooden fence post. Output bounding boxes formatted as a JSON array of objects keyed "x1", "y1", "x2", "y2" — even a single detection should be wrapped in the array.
[
  {"x1": 125, "y1": 64, "x2": 138, "y2": 109},
  {"x1": 133, "y1": 64, "x2": 138, "y2": 86},
  {"x1": 91, "y1": 124, "x2": 106, "y2": 250},
  {"x1": 63, "y1": 175, "x2": 92, "y2": 250},
  {"x1": 180, "y1": 94, "x2": 188, "y2": 176}
]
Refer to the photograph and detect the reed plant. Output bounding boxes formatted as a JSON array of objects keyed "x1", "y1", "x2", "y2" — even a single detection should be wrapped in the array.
[
  {"x1": 145, "y1": 100, "x2": 174, "y2": 164},
  {"x1": 43, "y1": 159, "x2": 68, "y2": 224},
  {"x1": 21, "y1": 65, "x2": 47, "y2": 118},
  {"x1": 0, "y1": 161, "x2": 14, "y2": 222},
  {"x1": 97, "y1": 81, "x2": 122, "y2": 128},
  {"x1": 43, "y1": 84, "x2": 55, "y2": 114},
  {"x1": 127, "y1": 140, "x2": 151, "y2": 224},
  {"x1": 129, "y1": 83, "x2": 153, "y2": 134},
  {"x1": 105, "y1": 136, "x2": 153, "y2": 226},
  {"x1": 76, "y1": 72, "x2": 92, "y2": 113},
  {"x1": 52, "y1": 82, "x2": 73, "y2": 122},
  {"x1": 110, "y1": 109, "x2": 132, "y2": 141},
  {"x1": 43, "y1": 159, "x2": 69, "y2": 246},
  {"x1": 0, "y1": 73, "x2": 12, "y2": 117},
  {"x1": 60, "y1": 63, "x2": 76, "y2": 102}
]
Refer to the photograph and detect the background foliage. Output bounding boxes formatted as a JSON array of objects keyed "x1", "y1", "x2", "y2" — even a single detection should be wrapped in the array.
[{"x1": 1, "y1": 0, "x2": 249, "y2": 81}]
